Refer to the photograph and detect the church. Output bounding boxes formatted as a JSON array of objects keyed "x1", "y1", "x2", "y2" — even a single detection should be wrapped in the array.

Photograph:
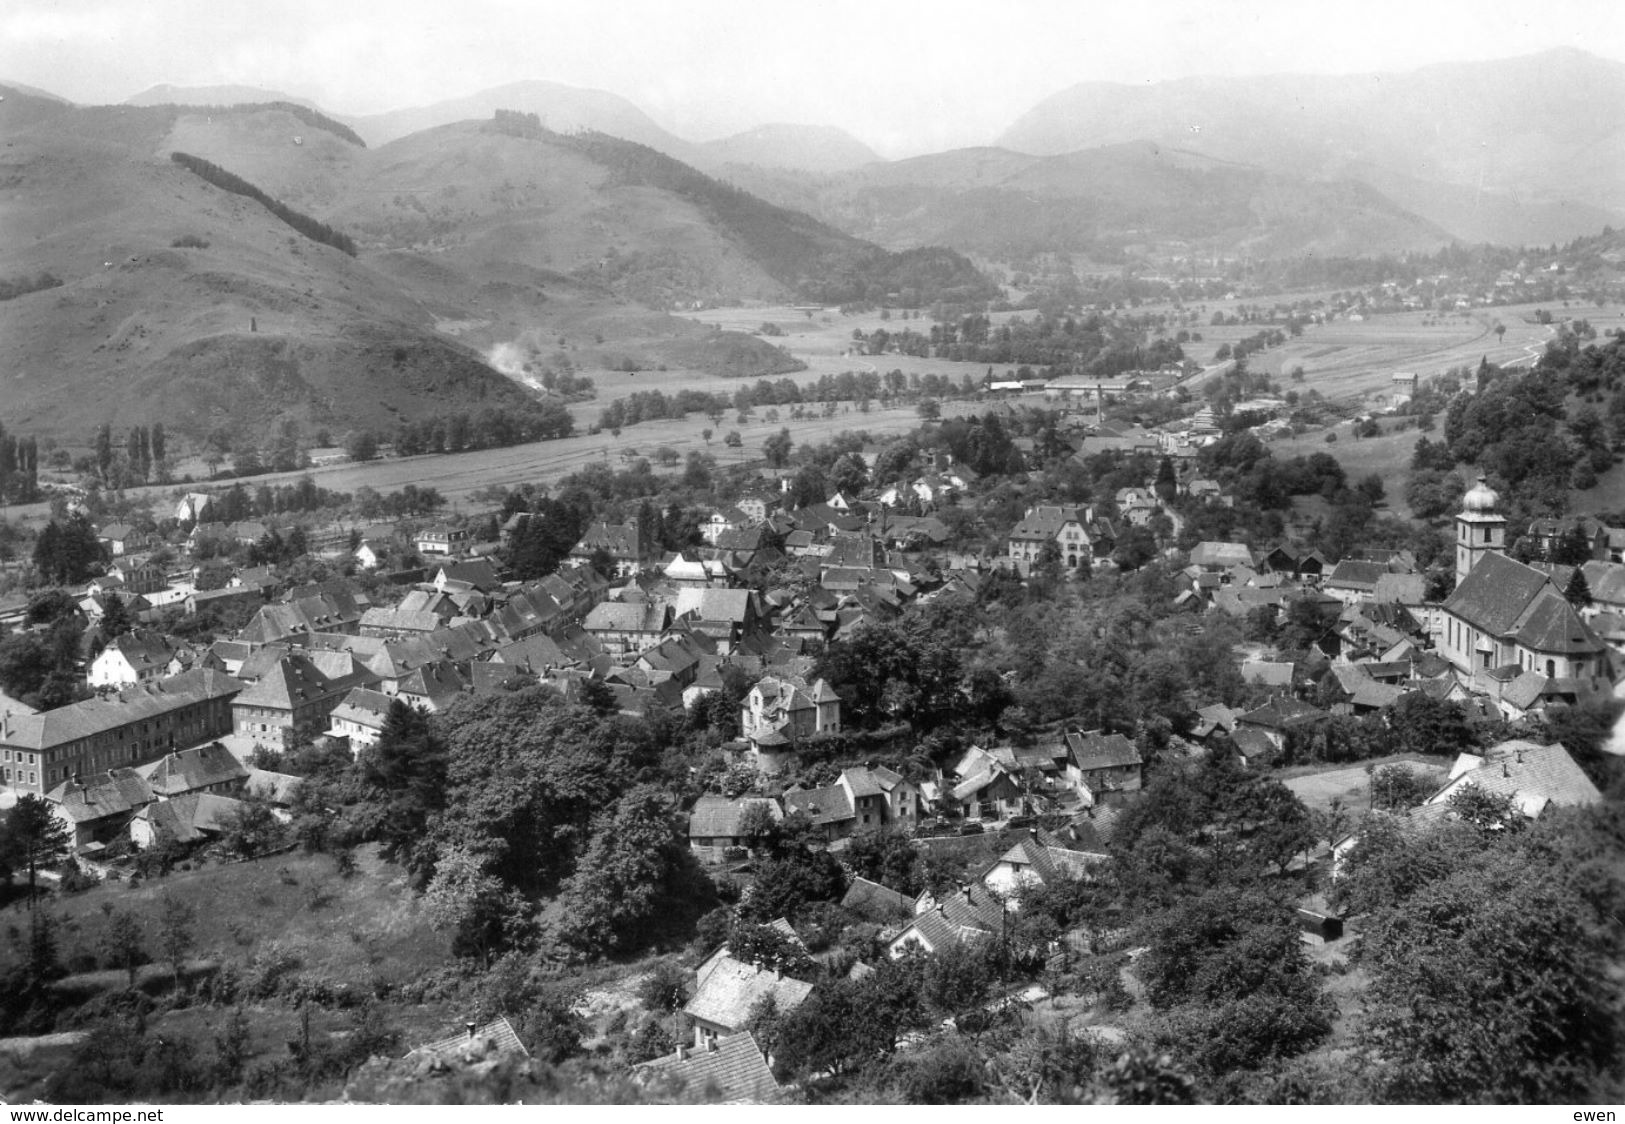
[{"x1": 1437, "y1": 477, "x2": 1609, "y2": 685}]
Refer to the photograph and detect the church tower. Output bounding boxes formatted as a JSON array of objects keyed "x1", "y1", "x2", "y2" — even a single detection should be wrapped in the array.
[{"x1": 1455, "y1": 475, "x2": 1506, "y2": 584}]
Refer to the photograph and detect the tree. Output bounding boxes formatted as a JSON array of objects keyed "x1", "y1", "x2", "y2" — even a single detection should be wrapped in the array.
[
  {"x1": 218, "y1": 796, "x2": 285, "y2": 860},
  {"x1": 156, "y1": 891, "x2": 196, "y2": 992},
  {"x1": 1368, "y1": 763, "x2": 1435, "y2": 811},
  {"x1": 358, "y1": 701, "x2": 448, "y2": 877},
  {"x1": 1358, "y1": 845, "x2": 1616, "y2": 1101},
  {"x1": 556, "y1": 786, "x2": 698, "y2": 957},
  {"x1": 1154, "y1": 456, "x2": 1178, "y2": 502},
  {"x1": 724, "y1": 430, "x2": 742, "y2": 449},
  {"x1": 2, "y1": 794, "x2": 71, "y2": 907},
  {"x1": 423, "y1": 845, "x2": 515, "y2": 966},
  {"x1": 98, "y1": 593, "x2": 133, "y2": 639},
  {"x1": 345, "y1": 430, "x2": 379, "y2": 462},
  {"x1": 101, "y1": 908, "x2": 148, "y2": 989},
  {"x1": 1386, "y1": 693, "x2": 1472, "y2": 759},
  {"x1": 829, "y1": 452, "x2": 868, "y2": 495},
  {"x1": 1564, "y1": 566, "x2": 1592, "y2": 609},
  {"x1": 762, "y1": 428, "x2": 793, "y2": 468}
]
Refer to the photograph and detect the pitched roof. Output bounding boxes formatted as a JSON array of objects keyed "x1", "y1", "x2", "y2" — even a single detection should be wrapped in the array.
[
  {"x1": 683, "y1": 955, "x2": 814, "y2": 1032},
  {"x1": 1065, "y1": 729, "x2": 1142, "y2": 771},
  {"x1": 840, "y1": 875, "x2": 914, "y2": 922},
  {"x1": 689, "y1": 795, "x2": 782, "y2": 838},
  {"x1": 139, "y1": 742, "x2": 249, "y2": 796},
  {"x1": 46, "y1": 769, "x2": 155, "y2": 822},
  {"x1": 583, "y1": 601, "x2": 670, "y2": 633},
  {"x1": 233, "y1": 653, "x2": 367, "y2": 711},
  {"x1": 1509, "y1": 589, "x2": 1606, "y2": 655},
  {"x1": 408, "y1": 1016, "x2": 530, "y2": 1062},
  {"x1": 2, "y1": 670, "x2": 243, "y2": 752},
  {"x1": 1443, "y1": 551, "x2": 1559, "y2": 637},
  {"x1": 1189, "y1": 541, "x2": 1255, "y2": 569},
  {"x1": 1325, "y1": 560, "x2": 1388, "y2": 590},
  {"x1": 98, "y1": 630, "x2": 175, "y2": 675},
  {"x1": 640, "y1": 1031, "x2": 782, "y2": 1104},
  {"x1": 1430, "y1": 741, "x2": 1602, "y2": 817},
  {"x1": 782, "y1": 782, "x2": 853, "y2": 826}
]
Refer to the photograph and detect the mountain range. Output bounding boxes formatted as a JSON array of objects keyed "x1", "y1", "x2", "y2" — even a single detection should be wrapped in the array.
[
  {"x1": 111, "y1": 48, "x2": 1625, "y2": 248},
  {"x1": 2, "y1": 49, "x2": 1621, "y2": 441}
]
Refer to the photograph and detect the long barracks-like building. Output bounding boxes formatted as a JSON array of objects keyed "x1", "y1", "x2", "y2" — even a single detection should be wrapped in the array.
[{"x1": 0, "y1": 669, "x2": 243, "y2": 796}]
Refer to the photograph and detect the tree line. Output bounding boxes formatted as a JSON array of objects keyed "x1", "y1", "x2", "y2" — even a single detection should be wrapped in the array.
[{"x1": 170, "y1": 152, "x2": 358, "y2": 256}]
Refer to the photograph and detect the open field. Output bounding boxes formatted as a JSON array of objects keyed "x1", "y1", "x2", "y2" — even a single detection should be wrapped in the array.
[
  {"x1": 3, "y1": 398, "x2": 983, "y2": 527},
  {"x1": 0, "y1": 844, "x2": 450, "y2": 986},
  {"x1": 1268, "y1": 417, "x2": 1432, "y2": 519},
  {"x1": 1279, "y1": 755, "x2": 1452, "y2": 812}
]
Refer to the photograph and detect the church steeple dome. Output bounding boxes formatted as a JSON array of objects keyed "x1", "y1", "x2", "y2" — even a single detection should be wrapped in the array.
[{"x1": 1462, "y1": 475, "x2": 1499, "y2": 514}]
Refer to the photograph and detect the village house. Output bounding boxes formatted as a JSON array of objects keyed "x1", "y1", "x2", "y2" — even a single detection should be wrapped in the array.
[
  {"x1": 414, "y1": 526, "x2": 473, "y2": 556},
  {"x1": 1006, "y1": 504, "x2": 1099, "y2": 570},
  {"x1": 1426, "y1": 739, "x2": 1603, "y2": 819},
  {"x1": 982, "y1": 831, "x2": 1106, "y2": 898},
  {"x1": 638, "y1": 1031, "x2": 783, "y2": 1105},
  {"x1": 582, "y1": 600, "x2": 673, "y2": 658},
  {"x1": 231, "y1": 652, "x2": 379, "y2": 747},
  {"x1": 683, "y1": 954, "x2": 813, "y2": 1045},
  {"x1": 738, "y1": 675, "x2": 842, "y2": 772},
  {"x1": 687, "y1": 794, "x2": 783, "y2": 862},
  {"x1": 326, "y1": 687, "x2": 396, "y2": 751},
  {"x1": 781, "y1": 765, "x2": 924, "y2": 841},
  {"x1": 887, "y1": 882, "x2": 1007, "y2": 959},
  {"x1": 1, "y1": 669, "x2": 242, "y2": 797},
  {"x1": 46, "y1": 770, "x2": 156, "y2": 851},
  {"x1": 1064, "y1": 729, "x2": 1144, "y2": 805},
  {"x1": 88, "y1": 630, "x2": 177, "y2": 689},
  {"x1": 571, "y1": 520, "x2": 644, "y2": 578}
]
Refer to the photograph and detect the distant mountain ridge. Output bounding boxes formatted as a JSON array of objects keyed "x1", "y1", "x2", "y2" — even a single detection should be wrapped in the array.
[
  {"x1": 703, "y1": 123, "x2": 883, "y2": 173},
  {"x1": 339, "y1": 80, "x2": 702, "y2": 157},
  {"x1": 994, "y1": 48, "x2": 1625, "y2": 242},
  {"x1": 126, "y1": 83, "x2": 323, "y2": 111}
]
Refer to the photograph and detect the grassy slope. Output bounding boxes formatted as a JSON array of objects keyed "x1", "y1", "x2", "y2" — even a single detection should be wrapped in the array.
[
  {"x1": 0, "y1": 846, "x2": 459, "y2": 1102},
  {"x1": 0, "y1": 104, "x2": 547, "y2": 443}
]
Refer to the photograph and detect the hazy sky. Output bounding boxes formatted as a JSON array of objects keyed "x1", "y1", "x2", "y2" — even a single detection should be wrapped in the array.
[{"x1": 4, "y1": 0, "x2": 1623, "y2": 156}]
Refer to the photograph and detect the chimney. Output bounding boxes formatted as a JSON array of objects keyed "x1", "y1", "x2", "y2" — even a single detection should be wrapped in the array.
[
  {"x1": 676, "y1": 1042, "x2": 689, "y2": 1061},
  {"x1": 706, "y1": 1037, "x2": 718, "y2": 1053},
  {"x1": 694, "y1": 1024, "x2": 705, "y2": 1049},
  {"x1": 1503, "y1": 762, "x2": 1511, "y2": 777},
  {"x1": 465, "y1": 1021, "x2": 477, "y2": 1041},
  {"x1": 1515, "y1": 747, "x2": 1524, "y2": 764},
  {"x1": 960, "y1": 882, "x2": 973, "y2": 904}
]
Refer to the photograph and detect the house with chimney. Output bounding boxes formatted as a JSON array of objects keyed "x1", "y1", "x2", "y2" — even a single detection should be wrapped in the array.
[
  {"x1": 683, "y1": 954, "x2": 813, "y2": 1045},
  {"x1": 887, "y1": 882, "x2": 1008, "y2": 959},
  {"x1": 1, "y1": 669, "x2": 242, "y2": 797},
  {"x1": 1425, "y1": 739, "x2": 1602, "y2": 820},
  {"x1": 638, "y1": 1031, "x2": 783, "y2": 1104},
  {"x1": 231, "y1": 652, "x2": 379, "y2": 747}
]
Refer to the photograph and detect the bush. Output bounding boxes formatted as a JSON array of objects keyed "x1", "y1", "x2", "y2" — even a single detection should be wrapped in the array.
[{"x1": 171, "y1": 234, "x2": 210, "y2": 249}]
